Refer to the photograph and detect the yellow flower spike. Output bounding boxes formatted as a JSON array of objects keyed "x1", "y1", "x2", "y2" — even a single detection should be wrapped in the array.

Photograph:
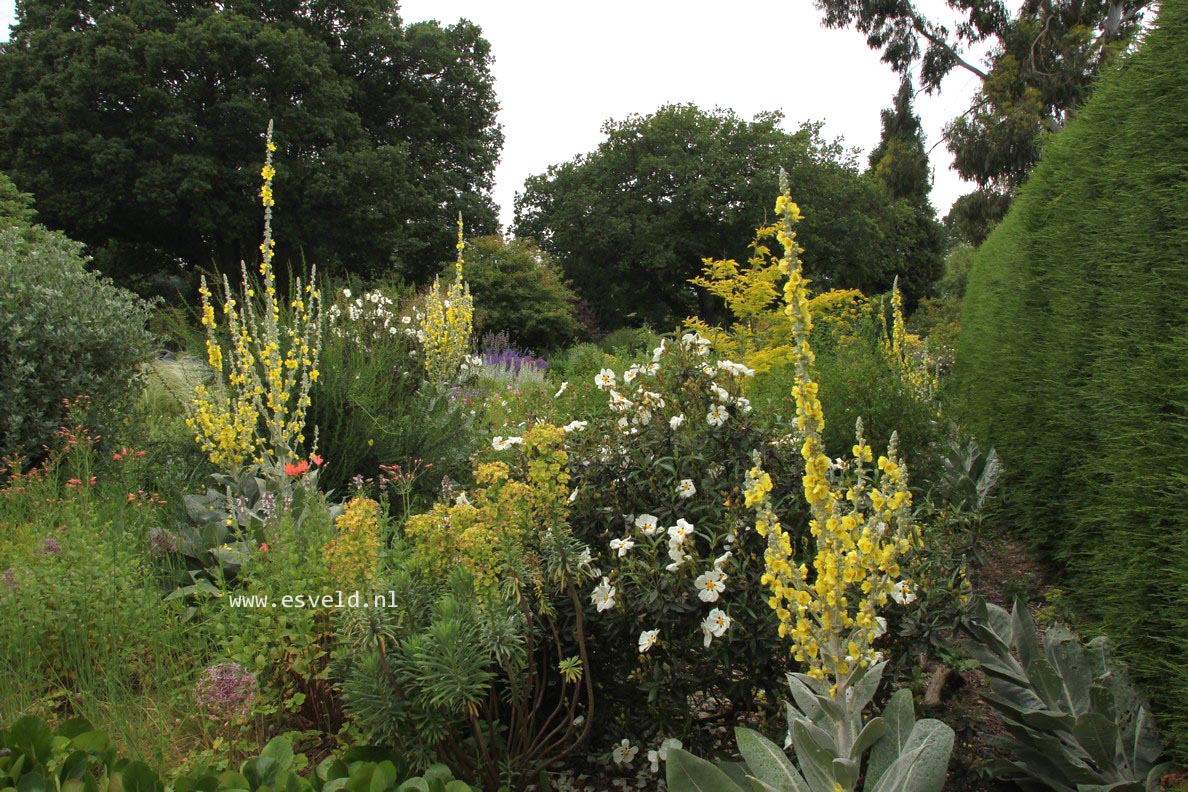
[{"x1": 743, "y1": 172, "x2": 916, "y2": 701}]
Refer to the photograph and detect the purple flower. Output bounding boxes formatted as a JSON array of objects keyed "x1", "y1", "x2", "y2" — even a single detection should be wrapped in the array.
[
  {"x1": 148, "y1": 528, "x2": 179, "y2": 557},
  {"x1": 40, "y1": 537, "x2": 61, "y2": 557},
  {"x1": 2, "y1": 568, "x2": 17, "y2": 590},
  {"x1": 195, "y1": 662, "x2": 259, "y2": 722}
]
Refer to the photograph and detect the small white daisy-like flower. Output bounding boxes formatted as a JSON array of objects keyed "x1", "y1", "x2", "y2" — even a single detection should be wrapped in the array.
[
  {"x1": 563, "y1": 420, "x2": 588, "y2": 433},
  {"x1": 591, "y1": 577, "x2": 616, "y2": 612},
  {"x1": 874, "y1": 616, "x2": 888, "y2": 638},
  {"x1": 595, "y1": 368, "x2": 616, "y2": 390},
  {"x1": 492, "y1": 436, "x2": 523, "y2": 451},
  {"x1": 638, "y1": 629, "x2": 659, "y2": 653},
  {"x1": 670, "y1": 414, "x2": 685, "y2": 429},
  {"x1": 611, "y1": 739, "x2": 638, "y2": 766},
  {"x1": 710, "y1": 383, "x2": 731, "y2": 402},
  {"x1": 610, "y1": 536, "x2": 635, "y2": 557},
  {"x1": 706, "y1": 404, "x2": 730, "y2": 428},
  {"x1": 891, "y1": 580, "x2": 917, "y2": 605},
  {"x1": 713, "y1": 550, "x2": 733, "y2": 568},
  {"x1": 634, "y1": 514, "x2": 661, "y2": 535},
  {"x1": 645, "y1": 363, "x2": 660, "y2": 375},
  {"x1": 554, "y1": 381, "x2": 569, "y2": 398},
  {"x1": 701, "y1": 608, "x2": 732, "y2": 647},
  {"x1": 668, "y1": 518, "x2": 694, "y2": 544},
  {"x1": 665, "y1": 541, "x2": 691, "y2": 572},
  {"x1": 676, "y1": 478, "x2": 696, "y2": 499},
  {"x1": 694, "y1": 568, "x2": 727, "y2": 602},
  {"x1": 647, "y1": 738, "x2": 683, "y2": 773},
  {"x1": 624, "y1": 365, "x2": 640, "y2": 384},
  {"x1": 652, "y1": 341, "x2": 667, "y2": 362}
]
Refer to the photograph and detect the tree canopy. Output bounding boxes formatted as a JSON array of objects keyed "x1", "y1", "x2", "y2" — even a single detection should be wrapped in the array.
[
  {"x1": 513, "y1": 104, "x2": 939, "y2": 332},
  {"x1": 816, "y1": 0, "x2": 1154, "y2": 242},
  {"x1": 0, "y1": 0, "x2": 502, "y2": 294}
]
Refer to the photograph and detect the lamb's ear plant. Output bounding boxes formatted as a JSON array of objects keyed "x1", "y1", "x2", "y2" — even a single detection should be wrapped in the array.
[
  {"x1": 667, "y1": 174, "x2": 954, "y2": 791},
  {"x1": 962, "y1": 596, "x2": 1175, "y2": 791}
]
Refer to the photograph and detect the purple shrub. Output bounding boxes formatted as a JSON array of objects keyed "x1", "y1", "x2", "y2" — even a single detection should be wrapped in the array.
[
  {"x1": 148, "y1": 528, "x2": 179, "y2": 557},
  {"x1": 40, "y1": 537, "x2": 61, "y2": 557}
]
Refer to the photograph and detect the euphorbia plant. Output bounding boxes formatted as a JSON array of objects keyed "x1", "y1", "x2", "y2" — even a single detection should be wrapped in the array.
[{"x1": 667, "y1": 172, "x2": 954, "y2": 792}]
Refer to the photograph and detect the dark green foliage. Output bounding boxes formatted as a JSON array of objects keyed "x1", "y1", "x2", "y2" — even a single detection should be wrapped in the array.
[
  {"x1": 0, "y1": 225, "x2": 156, "y2": 461},
  {"x1": 0, "y1": 0, "x2": 501, "y2": 293},
  {"x1": 456, "y1": 235, "x2": 581, "y2": 351},
  {"x1": 514, "y1": 104, "x2": 938, "y2": 331},
  {"x1": 953, "y1": 0, "x2": 1188, "y2": 755},
  {"x1": 0, "y1": 718, "x2": 476, "y2": 792},
  {"x1": 308, "y1": 289, "x2": 478, "y2": 500}
]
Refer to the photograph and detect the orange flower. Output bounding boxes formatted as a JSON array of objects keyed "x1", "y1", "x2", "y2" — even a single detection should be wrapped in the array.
[
  {"x1": 284, "y1": 460, "x2": 309, "y2": 476},
  {"x1": 311, "y1": 454, "x2": 324, "y2": 467}
]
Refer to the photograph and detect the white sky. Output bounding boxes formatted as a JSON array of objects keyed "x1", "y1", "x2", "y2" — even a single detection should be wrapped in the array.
[{"x1": 0, "y1": 0, "x2": 992, "y2": 231}]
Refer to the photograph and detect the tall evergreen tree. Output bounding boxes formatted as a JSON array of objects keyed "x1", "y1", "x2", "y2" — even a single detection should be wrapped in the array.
[
  {"x1": 866, "y1": 78, "x2": 945, "y2": 303},
  {"x1": 0, "y1": 0, "x2": 503, "y2": 293}
]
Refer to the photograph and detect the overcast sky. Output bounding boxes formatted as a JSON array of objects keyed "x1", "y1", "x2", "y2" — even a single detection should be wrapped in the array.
[{"x1": 0, "y1": 0, "x2": 994, "y2": 231}]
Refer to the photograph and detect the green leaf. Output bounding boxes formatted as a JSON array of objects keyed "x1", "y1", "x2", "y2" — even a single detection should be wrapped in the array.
[
  {"x1": 10, "y1": 717, "x2": 54, "y2": 765},
  {"x1": 1072, "y1": 713, "x2": 1120, "y2": 771},
  {"x1": 665, "y1": 749, "x2": 746, "y2": 792},
  {"x1": 868, "y1": 719, "x2": 953, "y2": 792},
  {"x1": 734, "y1": 728, "x2": 808, "y2": 792},
  {"x1": 851, "y1": 717, "x2": 887, "y2": 760},
  {"x1": 790, "y1": 721, "x2": 836, "y2": 792},
  {"x1": 866, "y1": 689, "x2": 915, "y2": 789},
  {"x1": 259, "y1": 739, "x2": 294, "y2": 772}
]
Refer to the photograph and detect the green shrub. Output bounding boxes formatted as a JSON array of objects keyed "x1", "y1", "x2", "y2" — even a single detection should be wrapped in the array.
[
  {"x1": 598, "y1": 326, "x2": 661, "y2": 356},
  {"x1": 458, "y1": 235, "x2": 581, "y2": 351},
  {"x1": 0, "y1": 226, "x2": 156, "y2": 461},
  {"x1": 309, "y1": 286, "x2": 478, "y2": 500},
  {"x1": 952, "y1": 0, "x2": 1188, "y2": 754}
]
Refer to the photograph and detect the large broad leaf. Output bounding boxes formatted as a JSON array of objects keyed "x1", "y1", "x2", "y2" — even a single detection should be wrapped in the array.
[
  {"x1": 1011, "y1": 599, "x2": 1042, "y2": 671},
  {"x1": 1072, "y1": 713, "x2": 1121, "y2": 774},
  {"x1": 119, "y1": 762, "x2": 163, "y2": 792},
  {"x1": 790, "y1": 720, "x2": 836, "y2": 792},
  {"x1": 665, "y1": 749, "x2": 746, "y2": 792},
  {"x1": 1129, "y1": 710, "x2": 1163, "y2": 771},
  {"x1": 734, "y1": 728, "x2": 807, "y2": 792},
  {"x1": 259, "y1": 738, "x2": 295, "y2": 772},
  {"x1": 847, "y1": 661, "x2": 888, "y2": 713},
  {"x1": 9, "y1": 717, "x2": 54, "y2": 766},
  {"x1": 784, "y1": 676, "x2": 823, "y2": 722},
  {"x1": 867, "y1": 719, "x2": 953, "y2": 792},
  {"x1": 866, "y1": 689, "x2": 915, "y2": 789},
  {"x1": 851, "y1": 717, "x2": 887, "y2": 761},
  {"x1": 1046, "y1": 627, "x2": 1092, "y2": 715}
]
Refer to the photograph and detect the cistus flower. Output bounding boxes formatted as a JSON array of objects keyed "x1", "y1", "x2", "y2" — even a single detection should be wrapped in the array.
[
  {"x1": 194, "y1": 662, "x2": 259, "y2": 722},
  {"x1": 590, "y1": 576, "x2": 616, "y2": 612},
  {"x1": 694, "y1": 568, "x2": 727, "y2": 602},
  {"x1": 676, "y1": 478, "x2": 696, "y2": 499},
  {"x1": 638, "y1": 628, "x2": 659, "y2": 653},
  {"x1": 701, "y1": 608, "x2": 732, "y2": 647},
  {"x1": 648, "y1": 738, "x2": 683, "y2": 773},
  {"x1": 611, "y1": 738, "x2": 638, "y2": 766}
]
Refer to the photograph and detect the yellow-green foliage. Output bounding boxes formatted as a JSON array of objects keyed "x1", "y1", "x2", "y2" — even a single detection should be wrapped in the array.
[
  {"x1": 188, "y1": 123, "x2": 323, "y2": 475},
  {"x1": 323, "y1": 497, "x2": 383, "y2": 591},
  {"x1": 742, "y1": 179, "x2": 917, "y2": 689},
  {"x1": 418, "y1": 217, "x2": 474, "y2": 388},
  {"x1": 404, "y1": 423, "x2": 569, "y2": 598}
]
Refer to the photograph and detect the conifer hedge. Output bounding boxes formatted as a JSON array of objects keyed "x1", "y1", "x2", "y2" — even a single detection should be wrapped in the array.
[{"x1": 953, "y1": 0, "x2": 1188, "y2": 752}]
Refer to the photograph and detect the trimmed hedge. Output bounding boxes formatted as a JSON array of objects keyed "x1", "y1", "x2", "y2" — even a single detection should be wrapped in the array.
[{"x1": 953, "y1": 0, "x2": 1188, "y2": 753}]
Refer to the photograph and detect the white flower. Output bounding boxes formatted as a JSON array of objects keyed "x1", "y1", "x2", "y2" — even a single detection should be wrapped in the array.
[
  {"x1": 554, "y1": 381, "x2": 569, "y2": 398},
  {"x1": 624, "y1": 365, "x2": 640, "y2": 384},
  {"x1": 492, "y1": 436, "x2": 523, "y2": 451},
  {"x1": 454, "y1": 492, "x2": 472, "y2": 507},
  {"x1": 710, "y1": 383, "x2": 731, "y2": 402},
  {"x1": 635, "y1": 514, "x2": 661, "y2": 535},
  {"x1": 645, "y1": 363, "x2": 660, "y2": 376},
  {"x1": 563, "y1": 420, "x2": 588, "y2": 433},
  {"x1": 572, "y1": 714, "x2": 585, "y2": 727},
  {"x1": 610, "y1": 536, "x2": 635, "y2": 557},
  {"x1": 891, "y1": 580, "x2": 917, "y2": 605},
  {"x1": 569, "y1": 488, "x2": 579, "y2": 503},
  {"x1": 634, "y1": 407, "x2": 653, "y2": 426},
  {"x1": 701, "y1": 608, "x2": 732, "y2": 647},
  {"x1": 713, "y1": 550, "x2": 733, "y2": 568},
  {"x1": 648, "y1": 738, "x2": 683, "y2": 773},
  {"x1": 694, "y1": 568, "x2": 727, "y2": 602},
  {"x1": 608, "y1": 389, "x2": 633, "y2": 412},
  {"x1": 669, "y1": 414, "x2": 685, "y2": 429},
  {"x1": 595, "y1": 368, "x2": 616, "y2": 390},
  {"x1": 680, "y1": 332, "x2": 711, "y2": 351},
  {"x1": 736, "y1": 397, "x2": 752, "y2": 414},
  {"x1": 638, "y1": 629, "x2": 659, "y2": 654},
  {"x1": 611, "y1": 739, "x2": 638, "y2": 766},
  {"x1": 717, "y1": 360, "x2": 755, "y2": 377},
  {"x1": 676, "y1": 478, "x2": 696, "y2": 499},
  {"x1": 706, "y1": 404, "x2": 730, "y2": 428},
  {"x1": 668, "y1": 518, "x2": 694, "y2": 544},
  {"x1": 652, "y1": 341, "x2": 667, "y2": 362},
  {"x1": 665, "y1": 541, "x2": 691, "y2": 572},
  {"x1": 874, "y1": 616, "x2": 888, "y2": 638},
  {"x1": 591, "y1": 577, "x2": 616, "y2": 612}
]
